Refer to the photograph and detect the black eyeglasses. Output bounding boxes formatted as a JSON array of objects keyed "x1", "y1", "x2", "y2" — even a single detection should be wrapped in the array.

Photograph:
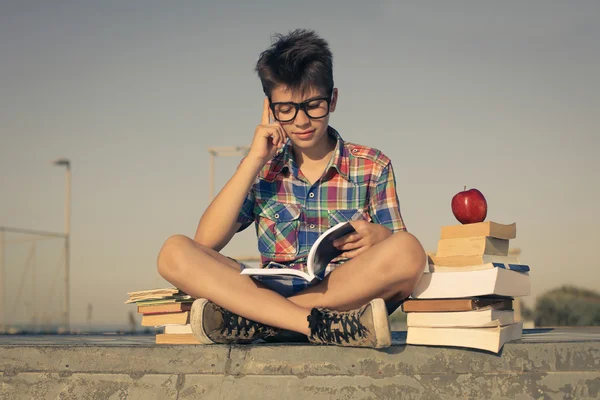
[{"x1": 269, "y1": 96, "x2": 332, "y2": 123}]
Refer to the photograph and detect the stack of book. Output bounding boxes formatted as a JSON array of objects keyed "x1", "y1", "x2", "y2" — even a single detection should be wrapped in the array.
[
  {"x1": 405, "y1": 221, "x2": 530, "y2": 353},
  {"x1": 125, "y1": 288, "x2": 198, "y2": 344}
]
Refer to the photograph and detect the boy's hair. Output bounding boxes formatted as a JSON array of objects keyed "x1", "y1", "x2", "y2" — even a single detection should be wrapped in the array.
[{"x1": 255, "y1": 29, "x2": 334, "y2": 98}]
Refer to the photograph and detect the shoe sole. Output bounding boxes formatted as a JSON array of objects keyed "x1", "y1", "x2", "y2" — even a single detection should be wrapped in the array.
[
  {"x1": 370, "y1": 298, "x2": 392, "y2": 349},
  {"x1": 190, "y1": 298, "x2": 216, "y2": 344}
]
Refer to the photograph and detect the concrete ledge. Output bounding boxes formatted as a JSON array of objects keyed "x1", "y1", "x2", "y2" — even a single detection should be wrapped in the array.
[
  {"x1": 3, "y1": 372, "x2": 599, "y2": 400},
  {"x1": 1, "y1": 329, "x2": 599, "y2": 399}
]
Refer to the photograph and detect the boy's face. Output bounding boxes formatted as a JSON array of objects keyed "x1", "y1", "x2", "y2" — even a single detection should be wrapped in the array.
[{"x1": 269, "y1": 85, "x2": 338, "y2": 151}]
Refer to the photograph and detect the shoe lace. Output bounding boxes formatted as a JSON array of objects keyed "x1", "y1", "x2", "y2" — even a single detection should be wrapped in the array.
[
  {"x1": 307, "y1": 307, "x2": 368, "y2": 344},
  {"x1": 220, "y1": 308, "x2": 273, "y2": 339}
]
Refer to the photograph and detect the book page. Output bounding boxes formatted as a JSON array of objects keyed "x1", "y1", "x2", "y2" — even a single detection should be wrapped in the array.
[
  {"x1": 308, "y1": 222, "x2": 356, "y2": 277},
  {"x1": 240, "y1": 267, "x2": 311, "y2": 281}
]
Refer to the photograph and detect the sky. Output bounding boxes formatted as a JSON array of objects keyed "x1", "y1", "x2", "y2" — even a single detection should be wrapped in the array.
[{"x1": 1, "y1": 1, "x2": 599, "y2": 329}]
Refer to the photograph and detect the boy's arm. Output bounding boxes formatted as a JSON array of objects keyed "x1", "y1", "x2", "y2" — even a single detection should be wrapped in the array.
[
  {"x1": 194, "y1": 99, "x2": 288, "y2": 251},
  {"x1": 332, "y1": 162, "x2": 406, "y2": 258},
  {"x1": 194, "y1": 156, "x2": 264, "y2": 250},
  {"x1": 368, "y1": 162, "x2": 406, "y2": 233}
]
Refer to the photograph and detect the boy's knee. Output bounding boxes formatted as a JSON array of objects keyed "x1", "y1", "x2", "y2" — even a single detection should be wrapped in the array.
[
  {"x1": 157, "y1": 234, "x2": 194, "y2": 280},
  {"x1": 387, "y1": 231, "x2": 427, "y2": 280}
]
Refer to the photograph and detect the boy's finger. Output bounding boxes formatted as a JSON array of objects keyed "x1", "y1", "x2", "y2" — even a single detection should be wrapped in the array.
[
  {"x1": 343, "y1": 246, "x2": 367, "y2": 259},
  {"x1": 333, "y1": 233, "x2": 361, "y2": 247},
  {"x1": 349, "y1": 220, "x2": 369, "y2": 231},
  {"x1": 337, "y1": 239, "x2": 363, "y2": 251},
  {"x1": 261, "y1": 98, "x2": 270, "y2": 125},
  {"x1": 277, "y1": 126, "x2": 287, "y2": 144},
  {"x1": 341, "y1": 250, "x2": 357, "y2": 259}
]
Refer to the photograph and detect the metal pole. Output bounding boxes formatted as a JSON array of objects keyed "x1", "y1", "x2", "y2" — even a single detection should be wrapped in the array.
[
  {"x1": 32, "y1": 244, "x2": 36, "y2": 330},
  {"x1": 0, "y1": 228, "x2": 4, "y2": 331},
  {"x1": 65, "y1": 164, "x2": 71, "y2": 332},
  {"x1": 53, "y1": 158, "x2": 71, "y2": 333},
  {"x1": 207, "y1": 146, "x2": 249, "y2": 201},
  {"x1": 209, "y1": 152, "x2": 215, "y2": 200},
  {"x1": 0, "y1": 226, "x2": 67, "y2": 238}
]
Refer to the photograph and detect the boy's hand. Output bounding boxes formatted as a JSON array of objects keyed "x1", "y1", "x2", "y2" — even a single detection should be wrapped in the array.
[
  {"x1": 247, "y1": 98, "x2": 288, "y2": 164},
  {"x1": 332, "y1": 220, "x2": 393, "y2": 259}
]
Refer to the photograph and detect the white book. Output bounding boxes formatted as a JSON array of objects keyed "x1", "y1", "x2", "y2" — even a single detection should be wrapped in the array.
[
  {"x1": 240, "y1": 222, "x2": 355, "y2": 282},
  {"x1": 407, "y1": 309, "x2": 515, "y2": 328},
  {"x1": 406, "y1": 322, "x2": 523, "y2": 353},
  {"x1": 411, "y1": 267, "x2": 530, "y2": 299},
  {"x1": 429, "y1": 262, "x2": 530, "y2": 273},
  {"x1": 163, "y1": 324, "x2": 193, "y2": 334},
  {"x1": 429, "y1": 254, "x2": 520, "y2": 268}
]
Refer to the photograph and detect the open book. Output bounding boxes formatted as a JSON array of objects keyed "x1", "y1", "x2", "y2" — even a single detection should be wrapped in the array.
[{"x1": 240, "y1": 221, "x2": 356, "y2": 282}]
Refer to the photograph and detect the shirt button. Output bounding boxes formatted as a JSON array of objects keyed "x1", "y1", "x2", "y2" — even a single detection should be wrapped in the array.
[
  {"x1": 309, "y1": 192, "x2": 315, "y2": 198},
  {"x1": 274, "y1": 214, "x2": 279, "y2": 219},
  {"x1": 352, "y1": 148, "x2": 358, "y2": 153},
  {"x1": 310, "y1": 224, "x2": 316, "y2": 229}
]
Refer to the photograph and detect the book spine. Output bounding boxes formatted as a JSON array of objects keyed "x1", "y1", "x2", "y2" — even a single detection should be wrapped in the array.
[{"x1": 491, "y1": 263, "x2": 530, "y2": 272}]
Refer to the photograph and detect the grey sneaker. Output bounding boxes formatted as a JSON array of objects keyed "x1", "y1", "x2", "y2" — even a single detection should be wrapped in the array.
[
  {"x1": 190, "y1": 298, "x2": 278, "y2": 344},
  {"x1": 307, "y1": 298, "x2": 392, "y2": 348}
]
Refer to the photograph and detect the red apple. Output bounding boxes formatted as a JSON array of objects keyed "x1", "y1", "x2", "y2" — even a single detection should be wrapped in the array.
[{"x1": 451, "y1": 187, "x2": 487, "y2": 224}]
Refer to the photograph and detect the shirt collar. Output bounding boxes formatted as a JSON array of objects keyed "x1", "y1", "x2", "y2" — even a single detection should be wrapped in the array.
[
  {"x1": 262, "y1": 126, "x2": 351, "y2": 182},
  {"x1": 324, "y1": 126, "x2": 351, "y2": 181}
]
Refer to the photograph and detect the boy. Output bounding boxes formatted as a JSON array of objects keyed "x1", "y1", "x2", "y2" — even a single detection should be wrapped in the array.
[{"x1": 157, "y1": 30, "x2": 426, "y2": 349}]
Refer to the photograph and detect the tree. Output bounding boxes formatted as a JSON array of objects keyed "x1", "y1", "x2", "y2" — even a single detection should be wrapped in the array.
[{"x1": 534, "y1": 285, "x2": 600, "y2": 327}]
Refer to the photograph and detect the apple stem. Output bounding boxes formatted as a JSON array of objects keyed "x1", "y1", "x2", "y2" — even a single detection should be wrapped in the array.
[{"x1": 464, "y1": 185, "x2": 466, "y2": 191}]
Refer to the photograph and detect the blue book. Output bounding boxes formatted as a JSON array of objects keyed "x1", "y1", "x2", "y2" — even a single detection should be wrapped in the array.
[{"x1": 492, "y1": 263, "x2": 530, "y2": 272}]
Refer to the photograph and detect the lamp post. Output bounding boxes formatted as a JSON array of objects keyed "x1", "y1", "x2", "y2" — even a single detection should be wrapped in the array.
[
  {"x1": 207, "y1": 146, "x2": 250, "y2": 199},
  {"x1": 0, "y1": 227, "x2": 4, "y2": 332},
  {"x1": 53, "y1": 158, "x2": 71, "y2": 332}
]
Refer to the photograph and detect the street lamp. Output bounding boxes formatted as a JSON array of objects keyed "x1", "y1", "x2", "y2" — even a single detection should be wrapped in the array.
[
  {"x1": 207, "y1": 146, "x2": 250, "y2": 199},
  {"x1": 53, "y1": 158, "x2": 71, "y2": 332}
]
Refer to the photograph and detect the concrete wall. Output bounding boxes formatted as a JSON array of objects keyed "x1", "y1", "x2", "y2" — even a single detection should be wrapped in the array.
[{"x1": 1, "y1": 331, "x2": 599, "y2": 399}]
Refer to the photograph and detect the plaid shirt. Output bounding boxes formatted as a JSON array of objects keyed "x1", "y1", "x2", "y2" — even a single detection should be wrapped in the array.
[{"x1": 236, "y1": 126, "x2": 405, "y2": 292}]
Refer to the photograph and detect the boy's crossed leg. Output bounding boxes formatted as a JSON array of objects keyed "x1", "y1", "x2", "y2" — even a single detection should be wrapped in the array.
[
  {"x1": 287, "y1": 231, "x2": 426, "y2": 312},
  {"x1": 157, "y1": 234, "x2": 312, "y2": 335},
  {"x1": 157, "y1": 231, "x2": 425, "y2": 347}
]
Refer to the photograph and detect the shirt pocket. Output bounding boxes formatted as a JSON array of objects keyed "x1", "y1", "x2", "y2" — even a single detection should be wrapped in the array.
[
  {"x1": 256, "y1": 201, "x2": 302, "y2": 260},
  {"x1": 327, "y1": 208, "x2": 371, "y2": 226}
]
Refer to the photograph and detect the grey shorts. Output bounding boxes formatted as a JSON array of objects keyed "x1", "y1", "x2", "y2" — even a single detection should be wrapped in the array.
[
  {"x1": 232, "y1": 258, "x2": 404, "y2": 314},
  {"x1": 236, "y1": 260, "x2": 319, "y2": 298}
]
